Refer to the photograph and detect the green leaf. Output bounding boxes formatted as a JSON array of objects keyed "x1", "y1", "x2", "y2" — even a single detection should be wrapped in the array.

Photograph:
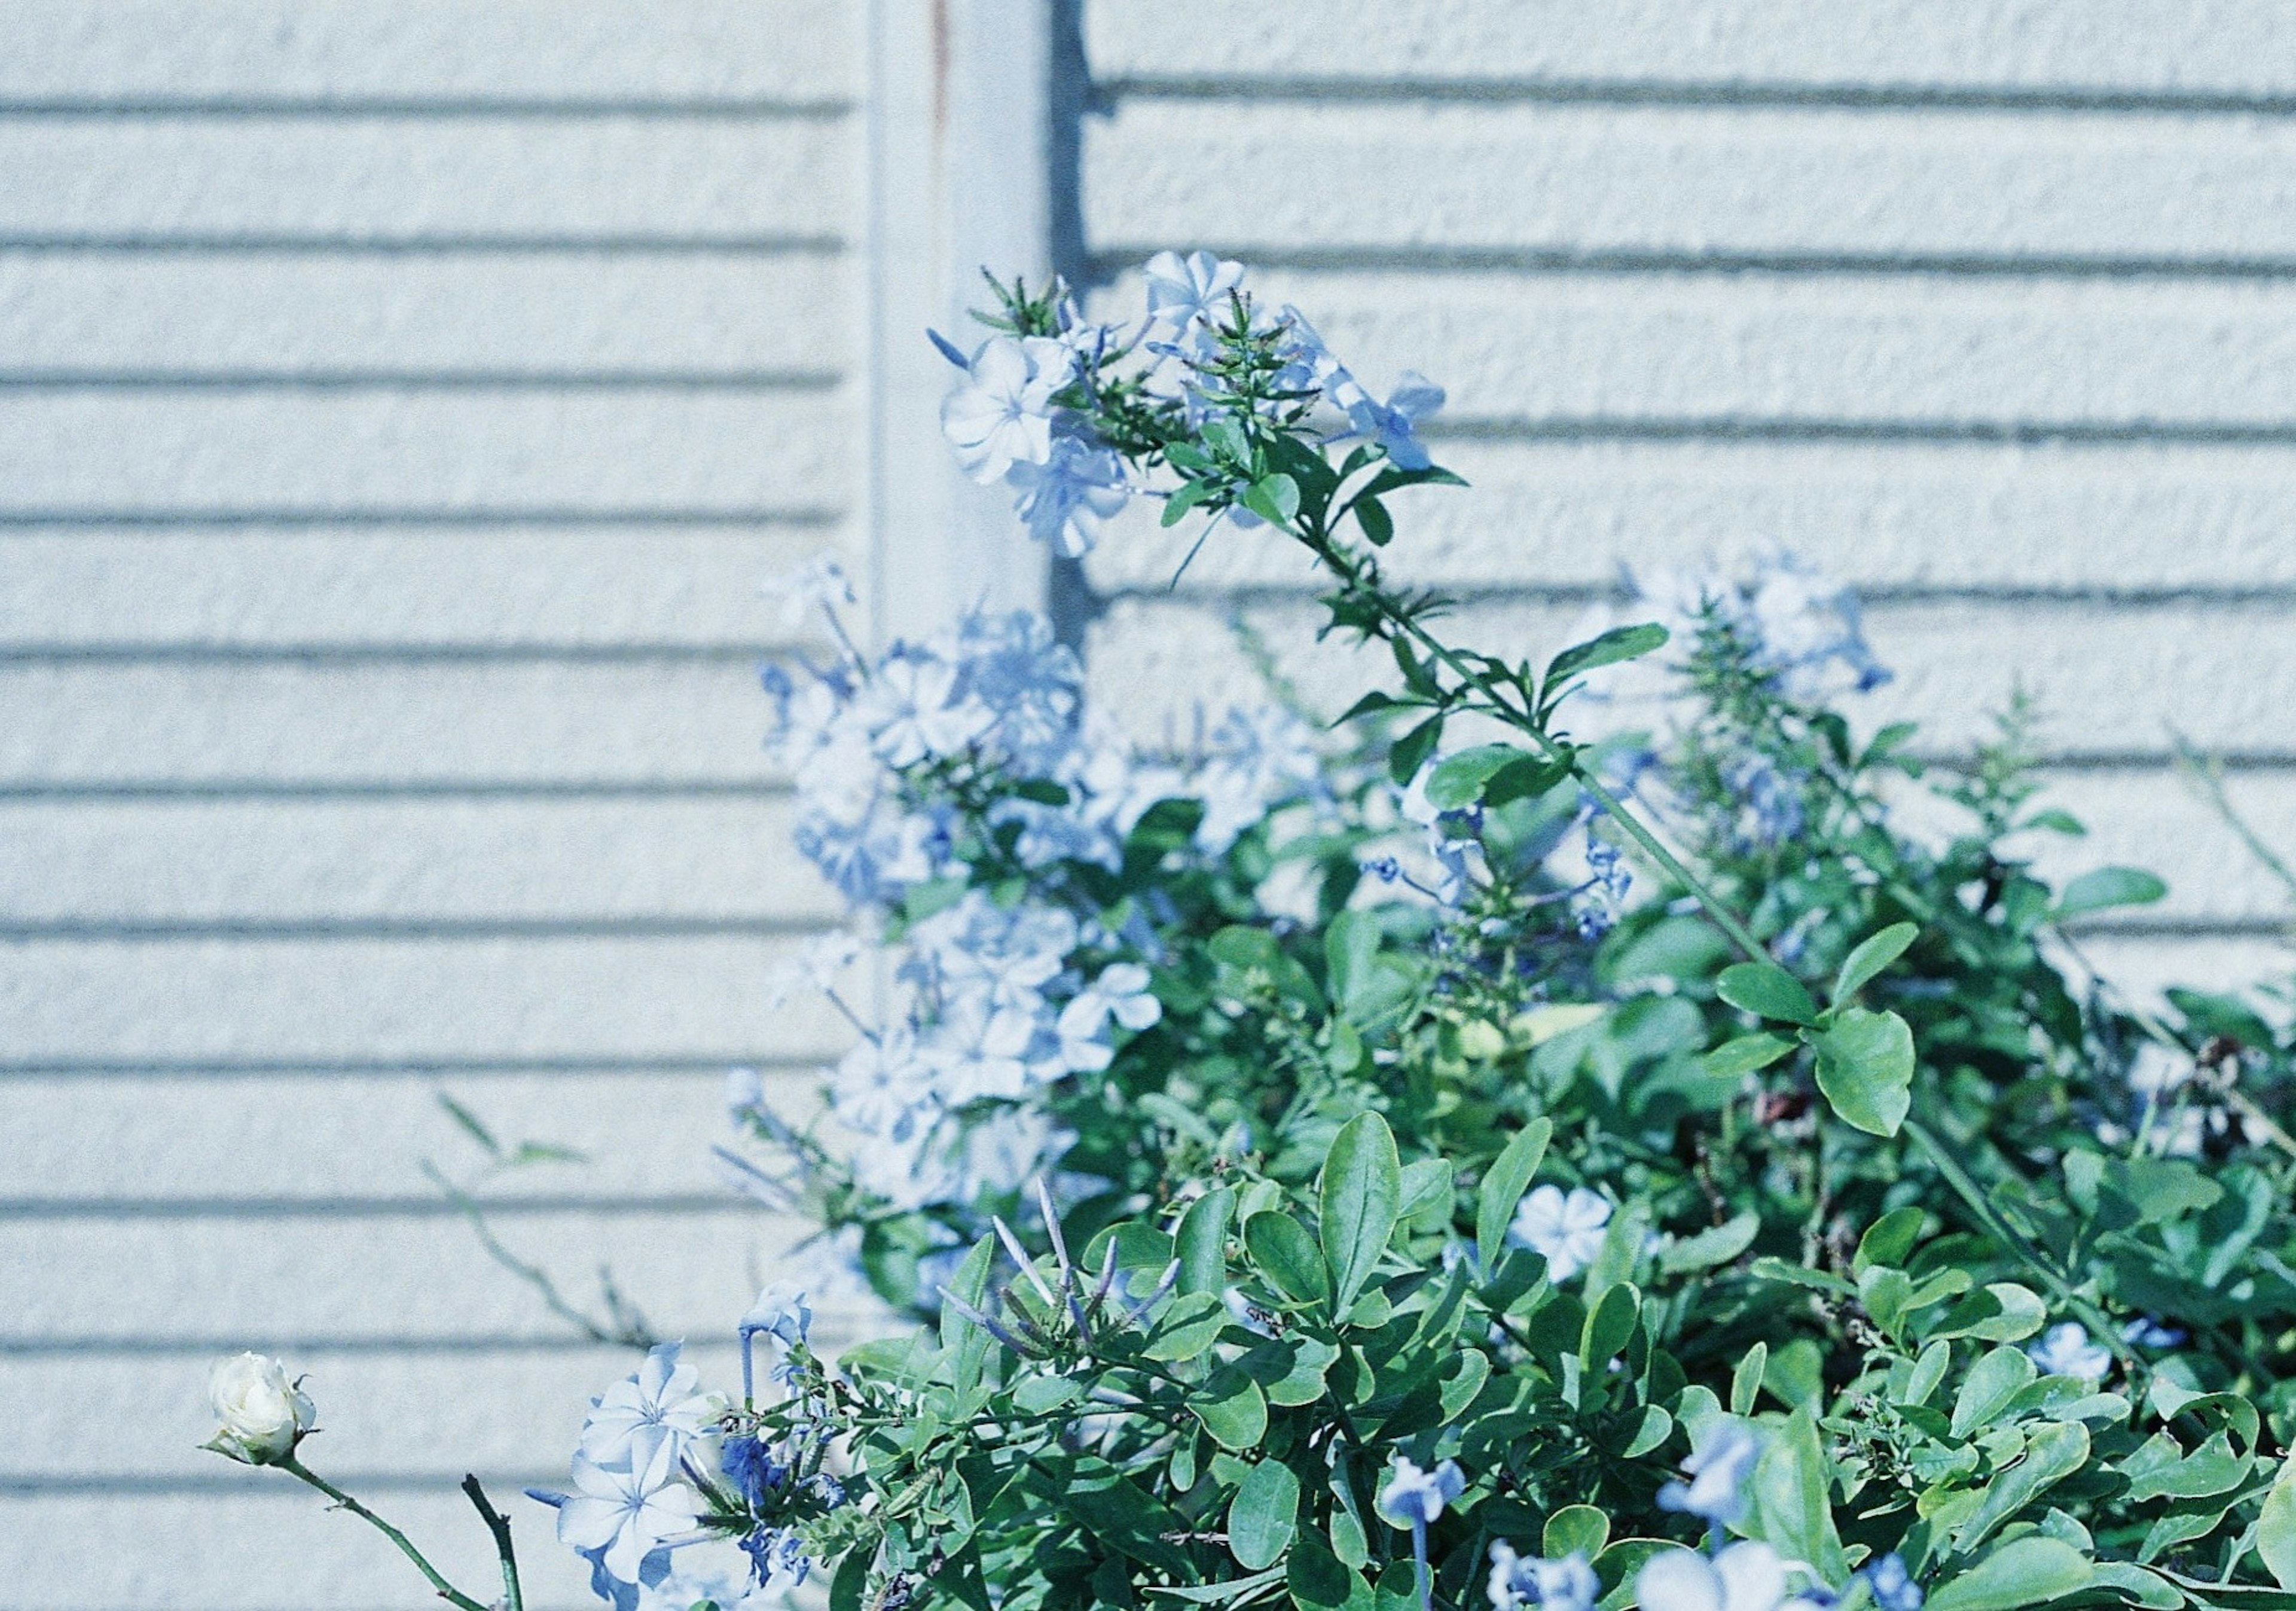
[
  {"x1": 1427, "y1": 744, "x2": 1531, "y2": 811},
  {"x1": 1319, "y1": 1112, "x2": 1402, "y2": 1317},
  {"x1": 2056, "y1": 866, "x2": 2168, "y2": 919},
  {"x1": 1657, "y1": 1212, "x2": 1760, "y2": 1276},
  {"x1": 1244, "y1": 473, "x2": 1301, "y2": 528},
  {"x1": 1143, "y1": 1292, "x2": 1231, "y2": 1361},
  {"x1": 828, "y1": 1545, "x2": 871, "y2": 1611},
  {"x1": 1834, "y1": 921, "x2": 1919, "y2": 1001},
  {"x1": 1289, "y1": 1531, "x2": 1372, "y2": 1611},
  {"x1": 1923, "y1": 1539, "x2": 2092, "y2": 1611},
  {"x1": 1704, "y1": 1032, "x2": 1797, "y2": 1079},
  {"x1": 1354, "y1": 495, "x2": 1394, "y2": 546},
  {"x1": 1732, "y1": 1344, "x2": 1769, "y2": 1416},
  {"x1": 1229, "y1": 1459, "x2": 1302, "y2": 1571},
  {"x1": 1178, "y1": 1188, "x2": 1236, "y2": 1297},
  {"x1": 1193, "y1": 1366, "x2": 1269, "y2": 1450},
  {"x1": 435, "y1": 1093, "x2": 500, "y2": 1157},
  {"x1": 1715, "y1": 963, "x2": 1819, "y2": 1026},
  {"x1": 1543, "y1": 1506, "x2": 1611, "y2": 1562},
  {"x1": 1751, "y1": 1410, "x2": 1847, "y2": 1585},
  {"x1": 1475, "y1": 1118, "x2": 1553, "y2": 1272},
  {"x1": 1160, "y1": 476, "x2": 1213, "y2": 526},
  {"x1": 1581, "y1": 1282, "x2": 1641, "y2": 1368},
  {"x1": 1852, "y1": 1206, "x2": 1928, "y2": 1275},
  {"x1": 1388, "y1": 715, "x2": 1444, "y2": 786},
  {"x1": 1951, "y1": 1346, "x2": 2037, "y2": 1439},
  {"x1": 1247, "y1": 1212, "x2": 1331, "y2": 1307},
  {"x1": 1813, "y1": 1007, "x2": 1916, "y2": 1137},
  {"x1": 1957, "y1": 1422, "x2": 2090, "y2": 1552},
  {"x1": 2260, "y1": 1449, "x2": 2296, "y2": 1589},
  {"x1": 1481, "y1": 753, "x2": 1576, "y2": 808},
  {"x1": 941, "y1": 1235, "x2": 998, "y2": 1393},
  {"x1": 1544, "y1": 622, "x2": 1670, "y2": 691}
]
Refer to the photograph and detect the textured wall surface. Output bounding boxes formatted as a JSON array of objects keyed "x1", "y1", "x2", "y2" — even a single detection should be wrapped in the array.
[
  {"x1": 0, "y1": 5, "x2": 863, "y2": 1605},
  {"x1": 1076, "y1": 0, "x2": 2296, "y2": 999},
  {"x1": 11, "y1": 4, "x2": 2296, "y2": 1607}
]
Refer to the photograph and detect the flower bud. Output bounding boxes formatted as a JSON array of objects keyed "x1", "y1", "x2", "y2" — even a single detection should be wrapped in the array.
[{"x1": 204, "y1": 1352, "x2": 315, "y2": 1465}]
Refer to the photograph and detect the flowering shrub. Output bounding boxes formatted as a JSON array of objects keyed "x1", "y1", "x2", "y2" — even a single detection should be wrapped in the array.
[{"x1": 209, "y1": 255, "x2": 2296, "y2": 1611}]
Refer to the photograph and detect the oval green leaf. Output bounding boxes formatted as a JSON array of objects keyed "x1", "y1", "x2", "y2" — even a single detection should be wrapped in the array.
[
  {"x1": 1319, "y1": 1112, "x2": 1401, "y2": 1317},
  {"x1": 1228, "y1": 1459, "x2": 1301, "y2": 1571}
]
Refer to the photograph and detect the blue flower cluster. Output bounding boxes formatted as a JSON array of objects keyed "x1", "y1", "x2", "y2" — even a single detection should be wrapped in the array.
[
  {"x1": 937, "y1": 250, "x2": 1443, "y2": 555},
  {"x1": 755, "y1": 571, "x2": 1329, "y2": 1240},
  {"x1": 535, "y1": 1292, "x2": 842, "y2": 1608}
]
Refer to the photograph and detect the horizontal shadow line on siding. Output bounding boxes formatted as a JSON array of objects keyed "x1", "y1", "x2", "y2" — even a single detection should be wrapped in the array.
[
  {"x1": 0, "y1": 369, "x2": 843, "y2": 392},
  {"x1": 1086, "y1": 244, "x2": 2296, "y2": 282},
  {"x1": 0, "y1": 1054, "x2": 822, "y2": 1080},
  {"x1": 1422, "y1": 417, "x2": 2296, "y2": 448},
  {"x1": 0, "y1": 1471, "x2": 554, "y2": 1499},
  {"x1": 0, "y1": 917, "x2": 830, "y2": 940},
  {"x1": 1107, "y1": 581, "x2": 2296, "y2": 610},
  {"x1": 0, "y1": 643, "x2": 803, "y2": 664},
  {"x1": 0, "y1": 1193, "x2": 756, "y2": 1220},
  {"x1": 0, "y1": 508, "x2": 845, "y2": 530},
  {"x1": 0, "y1": 781, "x2": 792, "y2": 802},
  {"x1": 0, "y1": 233, "x2": 848, "y2": 255},
  {"x1": 1095, "y1": 74, "x2": 2296, "y2": 119},
  {"x1": 0, "y1": 1337, "x2": 594, "y2": 1360},
  {"x1": 0, "y1": 96, "x2": 853, "y2": 119}
]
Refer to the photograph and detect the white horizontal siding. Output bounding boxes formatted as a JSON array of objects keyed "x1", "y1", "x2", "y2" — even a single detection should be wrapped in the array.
[
  {"x1": 2, "y1": 1069, "x2": 814, "y2": 1203},
  {"x1": 0, "y1": 662, "x2": 781, "y2": 786},
  {"x1": 0, "y1": 12, "x2": 871, "y2": 1603},
  {"x1": 0, "y1": 117, "x2": 851, "y2": 244},
  {"x1": 1080, "y1": 439, "x2": 2296, "y2": 594},
  {"x1": 1087, "y1": 595, "x2": 2296, "y2": 759},
  {"x1": 1076, "y1": 0, "x2": 2296, "y2": 1003},
  {"x1": 0, "y1": 1492, "x2": 609, "y2": 1611},
  {"x1": 0, "y1": 1, "x2": 857, "y2": 103},
  {"x1": 1094, "y1": 268, "x2": 2296, "y2": 430},
  {"x1": 0, "y1": 799, "x2": 828, "y2": 925},
  {"x1": 0, "y1": 390, "x2": 847, "y2": 516},
  {"x1": 0, "y1": 526, "x2": 854, "y2": 649},
  {"x1": 1088, "y1": 2, "x2": 2296, "y2": 98},
  {"x1": 0, "y1": 250, "x2": 846, "y2": 377},
  {"x1": 0, "y1": 936, "x2": 844, "y2": 1065},
  {"x1": 1086, "y1": 101, "x2": 2296, "y2": 267}
]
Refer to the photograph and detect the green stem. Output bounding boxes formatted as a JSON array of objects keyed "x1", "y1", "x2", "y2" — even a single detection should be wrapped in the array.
[
  {"x1": 1901, "y1": 1122, "x2": 2141, "y2": 1376},
  {"x1": 280, "y1": 1457, "x2": 493, "y2": 1611},
  {"x1": 1312, "y1": 532, "x2": 1769, "y2": 962},
  {"x1": 462, "y1": 1475, "x2": 525, "y2": 1611}
]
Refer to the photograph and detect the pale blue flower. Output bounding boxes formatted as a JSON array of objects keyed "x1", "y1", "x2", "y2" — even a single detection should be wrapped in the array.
[
  {"x1": 1658, "y1": 1422, "x2": 1764, "y2": 1527},
  {"x1": 739, "y1": 1287, "x2": 813, "y2": 1400},
  {"x1": 1858, "y1": 1554, "x2": 1922, "y2": 1611},
  {"x1": 1007, "y1": 434, "x2": 1130, "y2": 557},
  {"x1": 1377, "y1": 1455, "x2": 1466, "y2": 1527},
  {"x1": 740, "y1": 1524, "x2": 812, "y2": 1589},
  {"x1": 1337, "y1": 371, "x2": 1445, "y2": 470},
  {"x1": 1637, "y1": 1541, "x2": 1810, "y2": 1611},
  {"x1": 580, "y1": 1343, "x2": 713, "y2": 1470},
  {"x1": 860, "y1": 649, "x2": 985, "y2": 768},
  {"x1": 2122, "y1": 1316, "x2": 2185, "y2": 1351},
  {"x1": 942, "y1": 335, "x2": 1071, "y2": 484},
  {"x1": 1144, "y1": 249, "x2": 1245, "y2": 335},
  {"x1": 1488, "y1": 1543, "x2": 1599, "y2": 1611},
  {"x1": 633, "y1": 1537, "x2": 786, "y2": 1611},
  {"x1": 557, "y1": 1427, "x2": 704, "y2": 1585},
  {"x1": 920, "y1": 992, "x2": 1038, "y2": 1104},
  {"x1": 2026, "y1": 1322, "x2": 2112, "y2": 1384},
  {"x1": 765, "y1": 551, "x2": 856, "y2": 631},
  {"x1": 1509, "y1": 1185, "x2": 1612, "y2": 1282}
]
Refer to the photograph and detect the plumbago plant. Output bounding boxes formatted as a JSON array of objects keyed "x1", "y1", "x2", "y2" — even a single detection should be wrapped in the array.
[{"x1": 206, "y1": 254, "x2": 2296, "y2": 1611}]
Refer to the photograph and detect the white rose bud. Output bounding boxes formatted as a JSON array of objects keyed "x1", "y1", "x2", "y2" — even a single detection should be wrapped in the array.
[{"x1": 204, "y1": 1352, "x2": 316, "y2": 1465}]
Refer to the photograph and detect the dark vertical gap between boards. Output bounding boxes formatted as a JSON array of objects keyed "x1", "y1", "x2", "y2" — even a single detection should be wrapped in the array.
[{"x1": 1045, "y1": 0, "x2": 1107, "y2": 650}]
